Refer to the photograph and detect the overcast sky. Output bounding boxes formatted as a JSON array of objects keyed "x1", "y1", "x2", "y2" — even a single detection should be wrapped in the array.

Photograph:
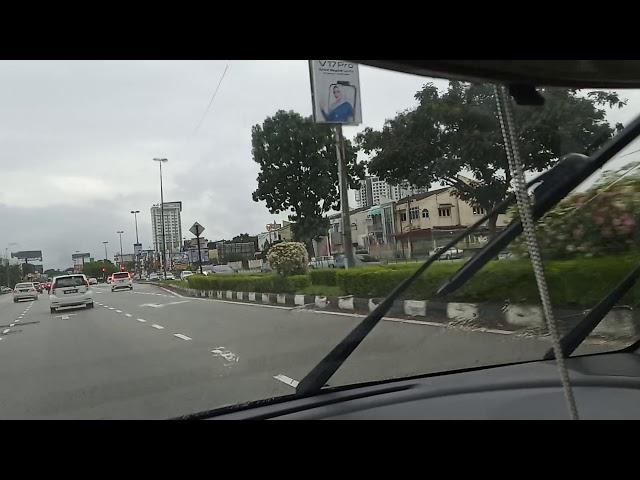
[{"x1": 2, "y1": 60, "x2": 640, "y2": 270}]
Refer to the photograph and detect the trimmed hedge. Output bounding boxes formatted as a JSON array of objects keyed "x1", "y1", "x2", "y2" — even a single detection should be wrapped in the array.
[
  {"x1": 335, "y1": 254, "x2": 640, "y2": 308},
  {"x1": 309, "y1": 268, "x2": 338, "y2": 286},
  {"x1": 185, "y1": 273, "x2": 309, "y2": 294}
]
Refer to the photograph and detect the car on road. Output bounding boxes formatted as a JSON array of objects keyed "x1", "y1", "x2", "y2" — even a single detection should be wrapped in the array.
[
  {"x1": 106, "y1": 275, "x2": 113, "y2": 284},
  {"x1": 0, "y1": 286, "x2": 12, "y2": 294},
  {"x1": 42, "y1": 281, "x2": 52, "y2": 292},
  {"x1": 111, "y1": 271, "x2": 133, "y2": 291},
  {"x1": 308, "y1": 256, "x2": 336, "y2": 269},
  {"x1": 89, "y1": 277, "x2": 98, "y2": 285},
  {"x1": 33, "y1": 282, "x2": 44, "y2": 293},
  {"x1": 147, "y1": 272, "x2": 160, "y2": 281},
  {"x1": 180, "y1": 270, "x2": 194, "y2": 280},
  {"x1": 49, "y1": 274, "x2": 93, "y2": 313},
  {"x1": 164, "y1": 272, "x2": 175, "y2": 280},
  {"x1": 13, "y1": 282, "x2": 39, "y2": 302}
]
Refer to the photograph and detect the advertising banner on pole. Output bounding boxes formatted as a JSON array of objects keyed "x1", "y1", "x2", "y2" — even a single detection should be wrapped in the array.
[{"x1": 309, "y1": 60, "x2": 362, "y2": 125}]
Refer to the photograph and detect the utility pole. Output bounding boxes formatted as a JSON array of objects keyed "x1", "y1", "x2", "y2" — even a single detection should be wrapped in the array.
[
  {"x1": 131, "y1": 210, "x2": 140, "y2": 278},
  {"x1": 153, "y1": 158, "x2": 168, "y2": 279},
  {"x1": 117, "y1": 231, "x2": 124, "y2": 269},
  {"x1": 102, "y1": 241, "x2": 108, "y2": 262},
  {"x1": 334, "y1": 125, "x2": 355, "y2": 269}
]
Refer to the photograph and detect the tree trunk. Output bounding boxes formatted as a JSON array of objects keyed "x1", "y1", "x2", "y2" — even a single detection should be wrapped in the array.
[{"x1": 487, "y1": 211, "x2": 499, "y2": 238}]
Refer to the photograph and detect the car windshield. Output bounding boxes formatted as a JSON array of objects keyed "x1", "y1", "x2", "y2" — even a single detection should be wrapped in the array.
[
  {"x1": 54, "y1": 277, "x2": 85, "y2": 288},
  {"x1": 2, "y1": 59, "x2": 640, "y2": 419}
]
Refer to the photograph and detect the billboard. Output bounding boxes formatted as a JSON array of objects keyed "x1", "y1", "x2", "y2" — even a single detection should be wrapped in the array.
[
  {"x1": 11, "y1": 250, "x2": 43, "y2": 261},
  {"x1": 134, "y1": 243, "x2": 142, "y2": 255},
  {"x1": 72, "y1": 252, "x2": 90, "y2": 260},
  {"x1": 309, "y1": 60, "x2": 362, "y2": 125}
]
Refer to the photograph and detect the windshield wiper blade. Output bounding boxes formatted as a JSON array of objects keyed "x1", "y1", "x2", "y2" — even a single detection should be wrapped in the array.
[
  {"x1": 543, "y1": 263, "x2": 640, "y2": 360},
  {"x1": 437, "y1": 113, "x2": 640, "y2": 297},
  {"x1": 295, "y1": 194, "x2": 516, "y2": 396},
  {"x1": 296, "y1": 113, "x2": 640, "y2": 397}
]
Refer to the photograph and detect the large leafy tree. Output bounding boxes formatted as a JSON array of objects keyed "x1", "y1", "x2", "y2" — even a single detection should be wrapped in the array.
[
  {"x1": 252, "y1": 110, "x2": 364, "y2": 252},
  {"x1": 83, "y1": 260, "x2": 117, "y2": 279},
  {"x1": 357, "y1": 81, "x2": 625, "y2": 234}
]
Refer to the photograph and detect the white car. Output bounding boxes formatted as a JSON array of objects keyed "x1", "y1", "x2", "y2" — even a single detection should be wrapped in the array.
[
  {"x1": 49, "y1": 274, "x2": 93, "y2": 313},
  {"x1": 148, "y1": 272, "x2": 160, "y2": 281},
  {"x1": 89, "y1": 277, "x2": 98, "y2": 285},
  {"x1": 13, "y1": 282, "x2": 39, "y2": 302},
  {"x1": 163, "y1": 272, "x2": 175, "y2": 280},
  {"x1": 430, "y1": 247, "x2": 464, "y2": 260},
  {"x1": 180, "y1": 271, "x2": 194, "y2": 280},
  {"x1": 111, "y1": 271, "x2": 133, "y2": 291},
  {"x1": 308, "y1": 256, "x2": 336, "y2": 269}
]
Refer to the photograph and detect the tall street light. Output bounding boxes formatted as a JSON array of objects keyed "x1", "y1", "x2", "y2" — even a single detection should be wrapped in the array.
[
  {"x1": 5, "y1": 242, "x2": 18, "y2": 287},
  {"x1": 153, "y1": 158, "x2": 168, "y2": 279},
  {"x1": 131, "y1": 210, "x2": 140, "y2": 277},
  {"x1": 102, "y1": 241, "x2": 109, "y2": 261},
  {"x1": 116, "y1": 231, "x2": 124, "y2": 270}
]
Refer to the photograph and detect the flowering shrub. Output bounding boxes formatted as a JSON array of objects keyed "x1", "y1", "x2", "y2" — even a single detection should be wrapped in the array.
[
  {"x1": 512, "y1": 166, "x2": 640, "y2": 259},
  {"x1": 266, "y1": 242, "x2": 309, "y2": 276}
]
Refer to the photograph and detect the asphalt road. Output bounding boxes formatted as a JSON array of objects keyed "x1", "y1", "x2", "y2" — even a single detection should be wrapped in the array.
[{"x1": 0, "y1": 282, "x2": 616, "y2": 419}]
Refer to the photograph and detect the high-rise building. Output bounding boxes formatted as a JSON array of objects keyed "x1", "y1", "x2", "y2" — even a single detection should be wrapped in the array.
[
  {"x1": 355, "y1": 177, "x2": 428, "y2": 208},
  {"x1": 151, "y1": 201, "x2": 183, "y2": 256}
]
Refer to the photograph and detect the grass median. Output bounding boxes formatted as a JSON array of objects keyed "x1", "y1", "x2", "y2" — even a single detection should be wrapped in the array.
[{"x1": 177, "y1": 254, "x2": 640, "y2": 308}]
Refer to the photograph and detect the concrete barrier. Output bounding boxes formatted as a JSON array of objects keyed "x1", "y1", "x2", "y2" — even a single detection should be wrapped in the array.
[
  {"x1": 217, "y1": 291, "x2": 223, "y2": 299},
  {"x1": 226, "y1": 290, "x2": 234, "y2": 300},
  {"x1": 338, "y1": 295, "x2": 354, "y2": 311},
  {"x1": 446, "y1": 302, "x2": 479, "y2": 322},
  {"x1": 248, "y1": 292, "x2": 256, "y2": 301},
  {"x1": 277, "y1": 293, "x2": 287, "y2": 304},
  {"x1": 262, "y1": 293, "x2": 270, "y2": 303},
  {"x1": 315, "y1": 296, "x2": 328, "y2": 308},
  {"x1": 236, "y1": 292, "x2": 244, "y2": 301},
  {"x1": 504, "y1": 304, "x2": 544, "y2": 327},
  {"x1": 294, "y1": 294, "x2": 306, "y2": 306},
  {"x1": 404, "y1": 300, "x2": 427, "y2": 317}
]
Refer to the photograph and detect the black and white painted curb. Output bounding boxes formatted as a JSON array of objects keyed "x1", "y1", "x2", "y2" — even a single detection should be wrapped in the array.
[{"x1": 153, "y1": 283, "x2": 640, "y2": 338}]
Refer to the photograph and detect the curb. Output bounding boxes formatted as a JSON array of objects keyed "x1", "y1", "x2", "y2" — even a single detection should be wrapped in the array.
[{"x1": 153, "y1": 283, "x2": 640, "y2": 338}]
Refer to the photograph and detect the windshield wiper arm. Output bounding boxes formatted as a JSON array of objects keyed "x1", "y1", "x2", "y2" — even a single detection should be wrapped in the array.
[
  {"x1": 437, "y1": 113, "x2": 640, "y2": 297},
  {"x1": 295, "y1": 194, "x2": 517, "y2": 396},
  {"x1": 296, "y1": 113, "x2": 640, "y2": 397},
  {"x1": 543, "y1": 263, "x2": 640, "y2": 360}
]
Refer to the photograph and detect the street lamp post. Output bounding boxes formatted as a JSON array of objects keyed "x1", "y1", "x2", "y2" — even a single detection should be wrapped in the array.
[
  {"x1": 117, "y1": 231, "x2": 124, "y2": 270},
  {"x1": 153, "y1": 158, "x2": 168, "y2": 279},
  {"x1": 131, "y1": 210, "x2": 140, "y2": 277},
  {"x1": 102, "y1": 241, "x2": 109, "y2": 261},
  {"x1": 102, "y1": 241, "x2": 109, "y2": 282}
]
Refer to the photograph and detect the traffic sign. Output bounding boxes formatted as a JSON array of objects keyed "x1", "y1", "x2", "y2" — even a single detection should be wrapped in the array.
[{"x1": 190, "y1": 222, "x2": 205, "y2": 237}]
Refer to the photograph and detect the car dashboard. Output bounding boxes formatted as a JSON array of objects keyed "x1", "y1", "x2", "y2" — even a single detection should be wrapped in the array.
[{"x1": 204, "y1": 349, "x2": 640, "y2": 420}]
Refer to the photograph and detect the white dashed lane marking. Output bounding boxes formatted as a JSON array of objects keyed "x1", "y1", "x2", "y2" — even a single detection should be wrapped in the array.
[
  {"x1": 109, "y1": 307, "x2": 115, "y2": 310},
  {"x1": 173, "y1": 333, "x2": 192, "y2": 341},
  {"x1": 2, "y1": 329, "x2": 10, "y2": 334},
  {"x1": 125, "y1": 313, "x2": 132, "y2": 317},
  {"x1": 273, "y1": 374, "x2": 299, "y2": 388},
  {"x1": 115, "y1": 310, "x2": 122, "y2": 313},
  {"x1": 137, "y1": 318, "x2": 146, "y2": 323},
  {"x1": 151, "y1": 324, "x2": 164, "y2": 330}
]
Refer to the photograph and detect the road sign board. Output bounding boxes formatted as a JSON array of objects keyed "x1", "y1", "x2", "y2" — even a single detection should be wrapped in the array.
[{"x1": 190, "y1": 222, "x2": 205, "y2": 237}]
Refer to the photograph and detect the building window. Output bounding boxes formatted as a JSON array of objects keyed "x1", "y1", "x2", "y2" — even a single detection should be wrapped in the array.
[
  {"x1": 409, "y1": 207, "x2": 420, "y2": 220},
  {"x1": 421, "y1": 209, "x2": 429, "y2": 218},
  {"x1": 472, "y1": 206, "x2": 486, "y2": 215},
  {"x1": 438, "y1": 206, "x2": 452, "y2": 217},
  {"x1": 400, "y1": 211, "x2": 407, "y2": 222}
]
